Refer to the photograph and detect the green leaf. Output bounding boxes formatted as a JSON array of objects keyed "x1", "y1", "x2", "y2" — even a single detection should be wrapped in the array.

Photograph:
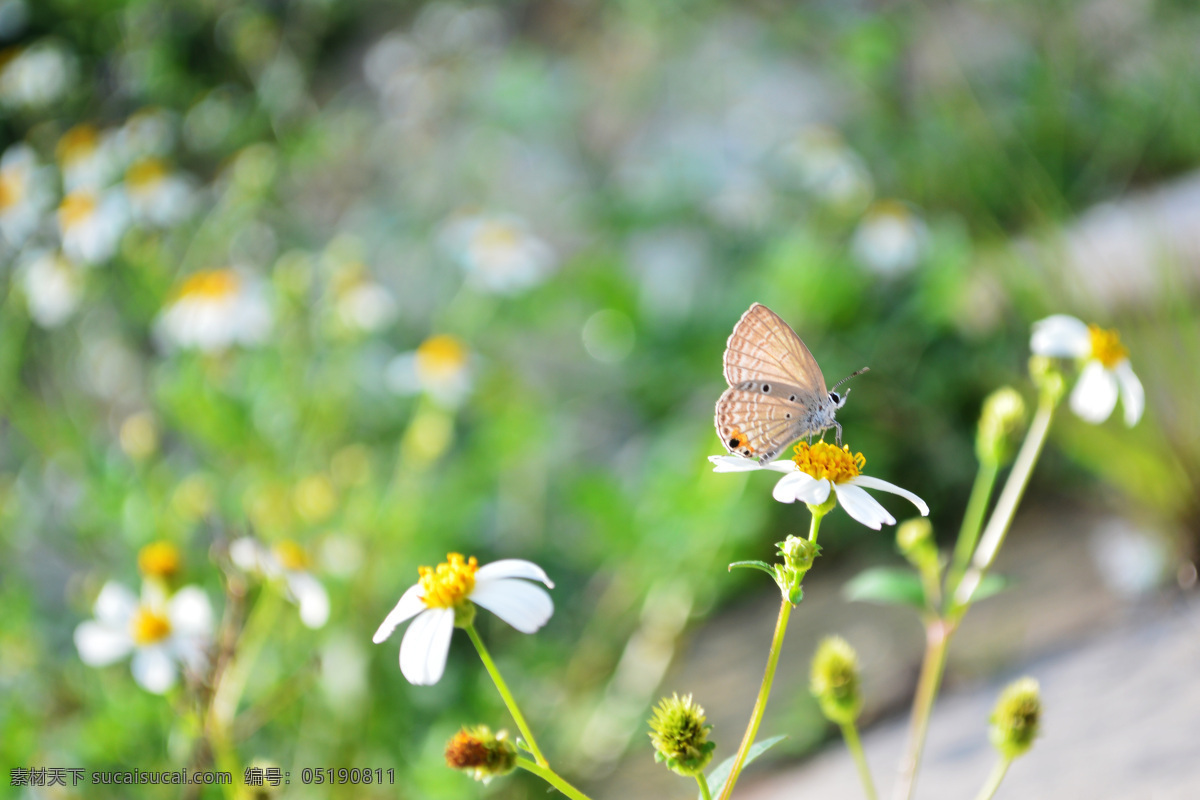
[
  {"x1": 703, "y1": 735, "x2": 787, "y2": 799},
  {"x1": 972, "y1": 573, "x2": 1010, "y2": 603},
  {"x1": 843, "y1": 567, "x2": 925, "y2": 608},
  {"x1": 727, "y1": 560, "x2": 775, "y2": 576}
]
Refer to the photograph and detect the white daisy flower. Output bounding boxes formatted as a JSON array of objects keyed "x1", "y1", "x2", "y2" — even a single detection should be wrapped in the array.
[
  {"x1": 373, "y1": 553, "x2": 554, "y2": 686},
  {"x1": 230, "y1": 537, "x2": 330, "y2": 629},
  {"x1": 1031, "y1": 314, "x2": 1144, "y2": 426},
  {"x1": 329, "y1": 264, "x2": 397, "y2": 334},
  {"x1": 851, "y1": 200, "x2": 928, "y2": 277},
  {"x1": 17, "y1": 249, "x2": 82, "y2": 328},
  {"x1": 56, "y1": 124, "x2": 122, "y2": 191},
  {"x1": 710, "y1": 441, "x2": 929, "y2": 530},
  {"x1": 57, "y1": 188, "x2": 129, "y2": 265},
  {"x1": 73, "y1": 580, "x2": 213, "y2": 694},
  {"x1": 385, "y1": 333, "x2": 473, "y2": 407},
  {"x1": 124, "y1": 157, "x2": 196, "y2": 227},
  {"x1": 155, "y1": 268, "x2": 272, "y2": 353},
  {"x1": 0, "y1": 39, "x2": 77, "y2": 110},
  {"x1": 440, "y1": 213, "x2": 556, "y2": 295},
  {"x1": 0, "y1": 142, "x2": 55, "y2": 248}
]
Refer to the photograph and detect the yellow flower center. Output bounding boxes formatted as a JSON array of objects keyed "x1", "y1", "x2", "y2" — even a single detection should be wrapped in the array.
[
  {"x1": 418, "y1": 553, "x2": 478, "y2": 609},
  {"x1": 0, "y1": 169, "x2": 23, "y2": 210},
  {"x1": 1087, "y1": 324, "x2": 1128, "y2": 369},
  {"x1": 416, "y1": 334, "x2": 468, "y2": 379},
  {"x1": 176, "y1": 269, "x2": 239, "y2": 301},
  {"x1": 791, "y1": 441, "x2": 866, "y2": 484},
  {"x1": 58, "y1": 192, "x2": 96, "y2": 229},
  {"x1": 130, "y1": 608, "x2": 172, "y2": 645},
  {"x1": 125, "y1": 157, "x2": 167, "y2": 191},
  {"x1": 57, "y1": 124, "x2": 99, "y2": 165},
  {"x1": 273, "y1": 540, "x2": 310, "y2": 572},
  {"x1": 138, "y1": 542, "x2": 181, "y2": 579},
  {"x1": 473, "y1": 222, "x2": 520, "y2": 253}
]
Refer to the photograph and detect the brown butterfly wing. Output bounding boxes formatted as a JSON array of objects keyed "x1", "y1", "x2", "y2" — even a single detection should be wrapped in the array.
[
  {"x1": 715, "y1": 384, "x2": 814, "y2": 463},
  {"x1": 715, "y1": 303, "x2": 832, "y2": 462},
  {"x1": 722, "y1": 303, "x2": 828, "y2": 396}
]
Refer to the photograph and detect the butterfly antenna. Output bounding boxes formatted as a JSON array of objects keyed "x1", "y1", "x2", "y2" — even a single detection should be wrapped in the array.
[{"x1": 831, "y1": 367, "x2": 869, "y2": 392}]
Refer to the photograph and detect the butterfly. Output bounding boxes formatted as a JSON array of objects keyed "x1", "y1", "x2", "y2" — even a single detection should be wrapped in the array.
[{"x1": 714, "y1": 303, "x2": 867, "y2": 464}]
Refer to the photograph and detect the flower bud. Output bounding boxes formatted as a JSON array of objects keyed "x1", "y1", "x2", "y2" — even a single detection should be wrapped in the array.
[
  {"x1": 444, "y1": 725, "x2": 517, "y2": 783},
  {"x1": 1028, "y1": 356, "x2": 1065, "y2": 404},
  {"x1": 896, "y1": 518, "x2": 937, "y2": 572},
  {"x1": 810, "y1": 636, "x2": 862, "y2": 725},
  {"x1": 774, "y1": 536, "x2": 821, "y2": 603},
  {"x1": 989, "y1": 678, "x2": 1041, "y2": 760},
  {"x1": 647, "y1": 693, "x2": 716, "y2": 777},
  {"x1": 976, "y1": 387, "x2": 1027, "y2": 467}
]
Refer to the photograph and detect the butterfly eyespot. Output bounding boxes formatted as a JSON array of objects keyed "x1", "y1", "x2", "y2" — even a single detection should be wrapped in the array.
[
  {"x1": 742, "y1": 449, "x2": 751, "y2": 455},
  {"x1": 762, "y1": 384, "x2": 770, "y2": 393},
  {"x1": 785, "y1": 413, "x2": 791, "y2": 419},
  {"x1": 728, "y1": 436, "x2": 741, "y2": 448},
  {"x1": 789, "y1": 395, "x2": 796, "y2": 401}
]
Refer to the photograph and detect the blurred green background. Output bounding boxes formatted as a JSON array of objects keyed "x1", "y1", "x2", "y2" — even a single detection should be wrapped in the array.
[{"x1": 2, "y1": 0, "x2": 1198, "y2": 798}]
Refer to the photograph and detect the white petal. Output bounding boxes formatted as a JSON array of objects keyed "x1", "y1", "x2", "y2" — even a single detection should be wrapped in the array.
[
  {"x1": 373, "y1": 583, "x2": 425, "y2": 643},
  {"x1": 131, "y1": 646, "x2": 177, "y2": 693},
  {"x1": 288, "y1": 572, "x2": 330, "y2": 629},
  {"x1": 398, "y1": 607, "x2": 455, "y2": 685},
  {"x1": 168, "y1": 586, "x2": 214, "y2": 637},
  {"x1": 94, "y1": 581, "x2": 138, "y2": 626},
  {"x1": 1031, "y1": 315, "x2": 1090, "y2": 357},
  {"x1": 1070, "y1": 361, "x2": 1119, "y2": 423},
  {"x1": 1115, "y1": 360, "x2": 1144, "y2": 427},
  {"x1": 229, "y1": 538, "x2": 264, "y2": 572},
  {"x1": 708, "y1": 454, "x2": 766, "y2": 472},
  {"x1": 475, "y1": 559, "x2": 554, "y2": 588},
  {"x1": 470, "y1": 578, "x2": 554, "y2": 634},
  {"x1": 772, "y1": 472, "x2": 830, "y2": 505},
  {"x1": 849, "y1": 475, "x2": 930, "y2": 516},
  {"x1": 74, "y1": 621, "x2": 133, "y2": 666},
  {"x1": 832, "y1": 483, "x2": 895, "y2": 530}
]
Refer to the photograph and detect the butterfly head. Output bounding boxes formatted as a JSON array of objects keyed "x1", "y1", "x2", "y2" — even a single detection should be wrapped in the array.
[{"x1": 829, "y1": 390, "x2": 848, "y2": 409}]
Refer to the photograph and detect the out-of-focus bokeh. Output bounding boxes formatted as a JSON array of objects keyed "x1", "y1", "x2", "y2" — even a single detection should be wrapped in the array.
[{"x1": 2, "y1": 0, "x2": 1198, "y2": 797}]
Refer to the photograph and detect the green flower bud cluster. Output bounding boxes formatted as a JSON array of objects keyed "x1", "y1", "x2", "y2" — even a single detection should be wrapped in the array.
[
  {"x1": 775, "y1": 535, "x2": 820, "y2": 604},
  {"x1": 810, "y1": 636, "x2": 863, "y2": 725},
  {"x1": 896, "y1": 518, "x2": 938, "y2": 574},
  {"x1": 647, "y1": 693, "x2": 716, "y2": 777},
  {"x1": 989, "y1": 677, "x2": 1041, "y2": 760},
  {"x1": 1028, "y1": 356, "x2": 1066, "y2": 405},
  {"x1": 444, "y1": 725, "x2": 518, "y2": 783},
  {"x1": 976, "y1": 387, "x2": 1027, "y2": 467}
]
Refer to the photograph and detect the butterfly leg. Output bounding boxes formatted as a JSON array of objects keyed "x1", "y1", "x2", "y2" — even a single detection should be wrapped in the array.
[{"x1": 834, "y1": 421, "x2": 843, "y2": 446}]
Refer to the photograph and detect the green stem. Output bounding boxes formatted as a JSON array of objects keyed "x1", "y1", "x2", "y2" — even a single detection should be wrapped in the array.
[
  {"x1": 696, "y1": 772, "x2": 714, "y2": 800},
  {"x1": 716, "y1": 595, "x2": 797, "y2": 800},
  {"x1": 948, "y1": 460, "x2": 1000, "y2": 595},
  {"x1": 840, "y1": 720, "x2": 878, "y2": 800},
  {"x1": 973, "y1": 757, "x2": 1012, "y2": 800},
  {"x1": 890, "y1": 618, "x2": 953, "y2": 800},
  {"x1": 515, "y1": 757, "x2": 594, "y2": 800},
  {"x1": 466, "y1": 624, "x2": 548, "y2": 767},
  {"x1": 952, "y1": 393, "x2": 1057, "y2": 612}
]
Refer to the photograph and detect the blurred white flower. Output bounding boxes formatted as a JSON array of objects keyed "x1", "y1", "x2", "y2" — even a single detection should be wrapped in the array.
[
  {"x1": 155, "y1": 268, "x2": 272, "y2": 353},
  {"x1": 329, "y1": 264, "x2": 397, "y2": 334},
  {"x1": 17, "y1": 250, "x2": 81, "y2": 328},
  {"x1": 57, "y1": 188, "x2": 129, "y2": 265},
  {"x1": 56, "y1": 124, "x2": 121, "y2": 191},
  {"x1": 0, "y1": 39, "x2": 77, "y2": 109},
  {"x1": 441, "y1": 214, "x2": 556, "y2": 295},
  {"x1": 710, "y1": 441, "x2": 928, "y2": 530},
  {"x1": 1031, "y1": 314, "x2": 1144, "y2": 426},
  {"x1": 373, "y1": 553, "x2": 554, "y2": 685},
  {"x1": 74, "y1": 581, "x2": 213, "y2": 694},
  {"x1": 776, "y1": 126, "x2": 873, "y2": 212},
  {"x1": 230, "y1": 537, "x2": 330, "y2": 629},
  {"x1": 124, "y1": 157, "x2": 196, "y2": 227},
  {"x1": 0, "y1": 142, "x2": 54, "y2": 248},
  {"x1": 386, "y1": 333, "x2": 472, "y2": 407},
  {"x1": 115, "y1": 107, "x2": 177, "y2": 163},
  {"x1": 851, "y1": 200, "x2": 928, "y2": 277}
]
